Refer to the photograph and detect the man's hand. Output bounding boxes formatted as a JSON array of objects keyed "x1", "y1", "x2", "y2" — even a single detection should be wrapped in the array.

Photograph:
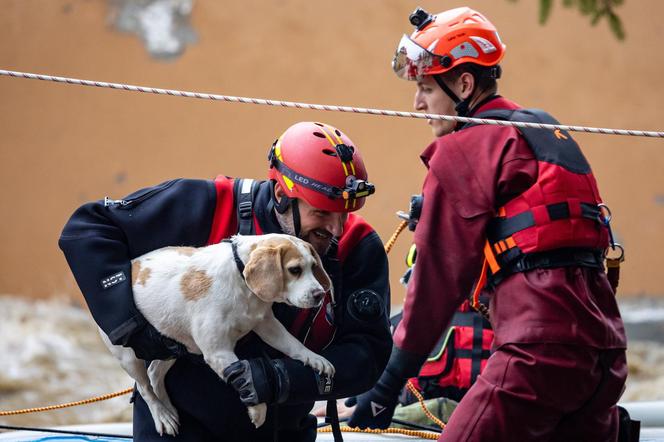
[
  {"x1": 347, "y1": 346, "x2": 426, "y2": 430},
  {"x1": 125, "y1": 322, "x2": 188, "y2": 361},
  {"x1": 224, "y1": 358, "x2": 291, "y2": 406},
  {"x1": 346, "y1": 380, "x2": 400, "y2": 429}
]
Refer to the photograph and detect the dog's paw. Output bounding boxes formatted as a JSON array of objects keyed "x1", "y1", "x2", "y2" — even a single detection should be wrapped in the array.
[
  {"x1": 301, "y1": 353, "x2": 335, "y2": 376},
  {"x1": 153, "y1": 402, "x2": 180, "y2": 436},
  {"x1": 248, "y1": 403, "x2": 267, "y2": 428}
]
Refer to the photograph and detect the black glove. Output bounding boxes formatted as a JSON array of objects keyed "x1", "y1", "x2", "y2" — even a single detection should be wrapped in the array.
[
  {"x1": 224, "y1": 358, "x2": 291, "y2": 406},
  {"x1": 125, "y1": 322, "x2": 188, "y2": 361},
  {"x1": 345, "y1": 370, "x2": 402, "y2": 429},
  {"x1": 347, "y1": 347, "x2": 426, "y2": 430}
]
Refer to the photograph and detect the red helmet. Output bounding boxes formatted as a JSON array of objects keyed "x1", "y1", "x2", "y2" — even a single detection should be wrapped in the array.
[
  {"x1": 268, "y1": 122, "x2": 375, "y2": 213},
  {"x1": 393, "y1": 7, "x2": 506, "y2": 80}
]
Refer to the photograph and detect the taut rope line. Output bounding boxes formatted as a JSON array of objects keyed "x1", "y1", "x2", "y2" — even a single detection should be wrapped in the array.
[{"x1": 2, "y1": 69, "x2": 663, "y2": 138}]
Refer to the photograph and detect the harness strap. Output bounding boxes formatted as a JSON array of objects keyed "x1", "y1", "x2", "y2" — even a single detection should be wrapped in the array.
[
  {"x1": 490, "y1": 247, "x2": 605, "y2": 286},
  {"x1": 235, "y1": 178, "x2": 258, "y2": 235},
  {"x1": 325, "y1": 399, "x2": 344, "y2": 442},
  {"x1": 470, "y1": 314, "x2": 484, "y2": 385},
  {"x1": 488, "y1": 202, "x2": 601, "y2": 242}
]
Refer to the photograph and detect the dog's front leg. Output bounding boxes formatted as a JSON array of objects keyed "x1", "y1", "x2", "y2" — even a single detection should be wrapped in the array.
[
  {"x1": 197, "y1": 338, "x2": 267, "y2": 428},
  {"x1": 253, "y1": 313, "x2": 335, "y2": 376}
]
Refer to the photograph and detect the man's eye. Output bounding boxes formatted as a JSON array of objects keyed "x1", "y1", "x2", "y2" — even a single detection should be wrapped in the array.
[{"x1": 288, "y1": 266, "x2": 302, "y2": 276}]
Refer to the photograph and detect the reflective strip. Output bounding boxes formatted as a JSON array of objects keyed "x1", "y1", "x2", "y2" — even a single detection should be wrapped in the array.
[{"x1": 240, "y1": 178, "x2": 253, "y2": 194}]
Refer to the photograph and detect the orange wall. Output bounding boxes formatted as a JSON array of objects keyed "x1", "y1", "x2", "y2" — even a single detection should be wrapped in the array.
[{"x1": 1, "y1": 0, "x2": 663, "y2": 302}]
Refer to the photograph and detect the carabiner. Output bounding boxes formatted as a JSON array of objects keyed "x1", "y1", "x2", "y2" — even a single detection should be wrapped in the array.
[{"x1": 597, "y1": 203, "x2": 612, "y2": 225}]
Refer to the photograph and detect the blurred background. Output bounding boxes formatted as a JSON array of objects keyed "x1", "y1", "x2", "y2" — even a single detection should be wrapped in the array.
[{"x1": 1, "y1": 0, "x2": 663, "y2": 428}]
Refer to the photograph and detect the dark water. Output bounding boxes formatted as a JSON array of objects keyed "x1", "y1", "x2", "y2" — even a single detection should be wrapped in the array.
[{"x1": 0, "y1": 295, "x2": 662, "y2": 428}]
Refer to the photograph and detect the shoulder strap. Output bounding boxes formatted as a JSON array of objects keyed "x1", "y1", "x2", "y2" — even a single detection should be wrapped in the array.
[
  {"x1": 233, "y1": 178, "x2": 259, "y2": 235},
  {"x1": 472, "y1": 108, "x2": 591, "y2": 174}
]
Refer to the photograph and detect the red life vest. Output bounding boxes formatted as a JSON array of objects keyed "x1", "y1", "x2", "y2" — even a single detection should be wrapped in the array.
[
  {"x1": 397, "y1": 244, "x2": 493, "y2": 403},
  {"x1": 464, "y1": 109, "x2": 609, "y2": 301},
  {"x1": 206, "y1": 175, "x2": 374, "y2": 352},
  {"x1": 405, "y1": 299, "x2": 493, "y2": 403}
]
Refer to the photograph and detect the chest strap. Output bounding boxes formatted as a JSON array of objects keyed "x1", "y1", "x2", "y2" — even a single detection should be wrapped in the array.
[{"x1": 234, "y1": 178, "x2": 258, "y2": 235}]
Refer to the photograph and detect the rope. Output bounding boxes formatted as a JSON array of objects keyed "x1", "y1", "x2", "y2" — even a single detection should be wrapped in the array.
[
  {"x1": 0, "y1": 424, "x2": 132, "y2": 439},
  {"x1": 318, "y1": 424, "x2": 440, "y2": 440},
  {"x1": 384, "y1": 220, "x2": 408, "y2": 254},
  {"x1": 2, "y1": 69, "x2": 663, "y2": 138},
  {"x1": 0, "y1": 388, "x2": 133, "y2": 416},
  {"x1": 406, "y1": 380, "x2": 446, "y2": 430}
]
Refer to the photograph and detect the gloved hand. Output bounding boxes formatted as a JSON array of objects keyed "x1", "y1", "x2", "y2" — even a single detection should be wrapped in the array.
[
  {"x1": 346, "y1": 369, "x2": 402, "y2": 429},
  {"x1": 347, "y1": 346, "x2": 426, "y2": 430},
  {"x1": 125, "y1": 322, "x2": 188, "y2": 361},
  {"x1": 224, "y1": 358, "x2": 291, "y2": 406}
]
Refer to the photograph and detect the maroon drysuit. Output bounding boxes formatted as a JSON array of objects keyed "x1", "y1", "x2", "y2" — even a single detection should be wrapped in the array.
[{"x1": 393, "y1": 96, "x2": 627, "y2": 441}]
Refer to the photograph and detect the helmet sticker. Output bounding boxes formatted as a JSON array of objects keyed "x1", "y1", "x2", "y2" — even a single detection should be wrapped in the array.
[
  {"x1": 450, "y1": 42, "x2": 479, "y2": 60},
  {"x1": 470, "y1": 36, "x2": 497, "y2": 54}
]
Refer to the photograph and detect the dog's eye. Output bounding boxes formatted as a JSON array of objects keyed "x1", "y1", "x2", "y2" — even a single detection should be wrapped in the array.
[{"x1": 288, "y1": 266, "x2": 302, "y2": 276}]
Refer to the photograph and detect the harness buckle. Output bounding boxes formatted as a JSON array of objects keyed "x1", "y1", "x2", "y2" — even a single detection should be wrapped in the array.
[{"x1": 238, "y1": 201, "x2": 253, "y2": 219}]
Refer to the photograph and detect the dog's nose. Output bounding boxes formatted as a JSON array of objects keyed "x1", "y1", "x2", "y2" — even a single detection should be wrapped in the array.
[{"x1": 312, "y1": 291, "x2": 325, "y2": 305}]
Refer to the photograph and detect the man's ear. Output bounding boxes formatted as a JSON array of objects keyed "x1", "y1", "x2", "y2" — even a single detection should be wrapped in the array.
[
  {"x1": 458, "y1": 71, "x2": 476, "y2": 100},
  {"x1": 273, "y1": 181, "x2": 285, "y2": 204}
]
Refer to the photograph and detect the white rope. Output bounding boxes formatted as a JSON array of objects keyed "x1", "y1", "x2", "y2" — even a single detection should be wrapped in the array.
[{"x1": 2, "y1": 69, "x2": 663, "y2": 138}]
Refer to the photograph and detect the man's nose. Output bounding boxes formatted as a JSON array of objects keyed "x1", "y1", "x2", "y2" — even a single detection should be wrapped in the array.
[
  {"x1": 327, "y1": 214, "x2": 345, "y2": 237},
  {"x1": 414, "y1": 91, "x2": 426, "y2": 111}
]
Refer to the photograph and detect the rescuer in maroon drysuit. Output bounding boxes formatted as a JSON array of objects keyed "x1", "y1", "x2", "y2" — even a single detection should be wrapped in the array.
[{"x1": 347, "y1": 7, "x2": 627, "y2": 441}]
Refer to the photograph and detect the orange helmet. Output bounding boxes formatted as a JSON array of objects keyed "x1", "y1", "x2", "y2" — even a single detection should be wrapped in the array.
[
  {"x1": 393, "y1": 7, "x2": 506, "y2": 81},
  {"x1": 268, "y1": 122, "x2": 375, "y2": 213}
]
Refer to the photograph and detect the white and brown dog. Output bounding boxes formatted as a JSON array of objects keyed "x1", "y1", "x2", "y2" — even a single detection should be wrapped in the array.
[{"x1": 99, "y1": 233, "x2": 335, "y2": 436}]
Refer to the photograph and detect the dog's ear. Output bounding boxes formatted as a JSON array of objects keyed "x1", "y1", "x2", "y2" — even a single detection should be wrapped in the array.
[
  {"x1": 243, "y1": 245, "x2": 284, "y2": 302},
  {"x1": 305, "y1": 243, "x2": 332, "y2": 293}
]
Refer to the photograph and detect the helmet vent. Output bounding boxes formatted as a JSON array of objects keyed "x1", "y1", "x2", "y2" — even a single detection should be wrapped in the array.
[
  {"x1": 314, "y1": 122, "x2": 325, "y2": 127},
  {"x1": 322, "y1": 149, "x2": 337, "y2": 156},
  {"x1": 334, "y1": 129, "x2": 342, "y2": 137},
  {"x1": 313, "y1": 132, "x2": 326, "y2": 138}
]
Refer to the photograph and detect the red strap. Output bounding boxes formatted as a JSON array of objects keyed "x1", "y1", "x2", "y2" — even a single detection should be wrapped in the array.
[{"x1": 206, "y1": 176, "x2": 237, "y2": 245}]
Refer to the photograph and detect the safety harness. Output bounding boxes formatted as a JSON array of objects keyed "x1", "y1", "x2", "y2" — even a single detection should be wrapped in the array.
[{"x1": 463, "y1": 109, "x2": 612, "y2": 306}]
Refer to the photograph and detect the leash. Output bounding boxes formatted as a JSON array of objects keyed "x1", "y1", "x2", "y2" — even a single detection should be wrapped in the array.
[{"x1": 2, "y1": 69, "x2": 664, "y2": 138}]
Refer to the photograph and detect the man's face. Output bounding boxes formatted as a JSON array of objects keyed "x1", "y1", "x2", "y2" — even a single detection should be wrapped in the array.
[
  {"x1": 413, "y1": 75, "x2": 458, "y2": 137},
  {"x1": 297, "y1": 198, "x2": 347, "y2": 257},
  {"x1": 273, "y1": 183, "x2": 347, "y2": 256}
]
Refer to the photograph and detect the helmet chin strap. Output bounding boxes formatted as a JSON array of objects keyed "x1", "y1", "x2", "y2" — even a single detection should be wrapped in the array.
[{"x1": 432, "y1": 74, "x2": 477, "y2": 119}]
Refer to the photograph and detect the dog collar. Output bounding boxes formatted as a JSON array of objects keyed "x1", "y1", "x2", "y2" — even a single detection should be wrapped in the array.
[{"x1": 222, "y1": 239, "x2": 245, "y2": 279}]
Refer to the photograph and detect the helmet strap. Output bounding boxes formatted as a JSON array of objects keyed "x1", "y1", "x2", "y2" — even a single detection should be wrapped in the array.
[
  {"x1": 433, "y1": 74, "x2": 461, "y2": 106},
  {"x1": 274, "y1": 192, "x2": 291, "y2": 214},
  {"x1": 291, "y1": 198, "x2": 302, "y2": 237},
  {"x1": 271, "y1": 182, "x2": 302, "y2": 236},
  {"x1": 433, "y1": 73, "x2": 472, "y2": 120}
]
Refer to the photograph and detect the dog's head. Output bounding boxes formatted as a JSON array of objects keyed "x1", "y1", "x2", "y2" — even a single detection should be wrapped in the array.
[{"x1": 243, "y1": 235, "x2": 331, "y2": 308}]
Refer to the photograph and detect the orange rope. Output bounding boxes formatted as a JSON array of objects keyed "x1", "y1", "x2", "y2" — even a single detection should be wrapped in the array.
[
  {"x1": 318, "y1": 424, "x2": 439, "y2": 440},
  {"x1": 0, "y1": 388, "x2": 133, "y2": 416},
  {"x1": 385, "y1": 220, "x2": 408, "y2": 254},
  {"x1": 406, "y1": 380, "x2": 446, "y2": 429}
]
